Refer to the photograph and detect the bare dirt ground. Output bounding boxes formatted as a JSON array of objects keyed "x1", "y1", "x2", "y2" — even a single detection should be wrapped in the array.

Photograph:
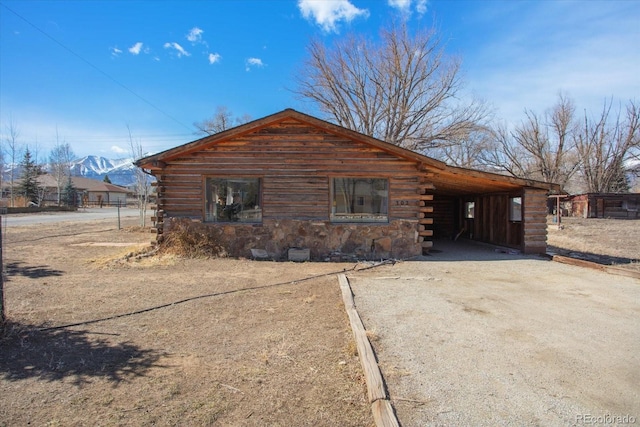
[
  {"x1": 0, "y1": 218, "x2": 372, "y2": 426},
  {"x1": 547, "y1": 216, "x2": 640, "y2": 272},
  {"x1": 2, "y1": 215, "x2": 638, "y2": 426}
]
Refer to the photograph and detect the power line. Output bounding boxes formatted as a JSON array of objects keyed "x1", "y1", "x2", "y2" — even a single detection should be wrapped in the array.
[{"x1": 0, "y1": 2, "x2": 194, "y2": 133}]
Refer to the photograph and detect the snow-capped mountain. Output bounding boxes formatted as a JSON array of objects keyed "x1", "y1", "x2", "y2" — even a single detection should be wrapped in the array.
[
  {"x1": 69, "y1": 155, "x2": 138, "y2": 187},
  {"x1": 2, "y1": 154, "x2": 151, "y2": 187}
]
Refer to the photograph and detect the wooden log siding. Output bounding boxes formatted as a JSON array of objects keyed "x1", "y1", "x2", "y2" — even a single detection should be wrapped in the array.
[
  {"x1": 523, "y1": 188, "x2": 549, "y2": 254},
  {"x1": 157, "y1": 122, "x2": 425, "y2": 223},
  {"x1": 138, "y1": 111, "x2": 559, "y2": 256},
  {"x1": 416, "y1": 179, "x2": 435, "y2": 251}
]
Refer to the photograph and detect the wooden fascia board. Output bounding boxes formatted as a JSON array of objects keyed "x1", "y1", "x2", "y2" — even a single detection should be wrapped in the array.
[
  {"x1": 135, "y1": 108, "x2": 449, "y2": 171},
  {"x1": 440, "y1": 165, "x2": 560, "y2": 192},
  {"x1": 135, "y1": 115, "x2": 287, "y2": 168},
  {"x1": 433, "y1": 178, "x2": 520, "y2": 195}
]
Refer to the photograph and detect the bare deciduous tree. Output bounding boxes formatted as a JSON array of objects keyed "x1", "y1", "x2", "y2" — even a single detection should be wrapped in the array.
[
  {"x1": 128, "y1": 125, "x2": 150, "y2": 227},
  {"x1": 294, "y1": 22, "x2": 490, "y2": 152},
  {"x1": 49, "y1": 136, "x2": 75, "y2": 205},
  {"x1": 436, "y1": 130, "x2": 495, "y2": 169},
  {"x1": 194, "y1": 106, "x2": 252, "y2": 135},
  {"x1": 482, "y1": 94, "x2": 580, "y2": 191},
  {"x1": 3, "y1": 119, "x2": 23, "y2": 207},
  {"x1": 575, "y1": 99, "x2": 640, "y2": 193}
]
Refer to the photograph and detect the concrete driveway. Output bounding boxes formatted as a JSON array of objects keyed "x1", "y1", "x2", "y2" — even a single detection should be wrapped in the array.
[{"x1": 348, "y1": 240, "x2": 640, "y2": 426}]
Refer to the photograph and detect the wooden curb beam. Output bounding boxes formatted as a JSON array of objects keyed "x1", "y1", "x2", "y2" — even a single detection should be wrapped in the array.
[
  {"x1": 550, "y1": 254, "x2": 640, "y2": 280},
  {"x1": 338, "y1": 274, "x2": 400, "y2": 427}
]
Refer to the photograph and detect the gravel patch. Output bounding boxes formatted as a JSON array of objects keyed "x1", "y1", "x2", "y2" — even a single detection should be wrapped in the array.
[{"x1": 348, "y1": 240, "x2": 640, "y2": 426}]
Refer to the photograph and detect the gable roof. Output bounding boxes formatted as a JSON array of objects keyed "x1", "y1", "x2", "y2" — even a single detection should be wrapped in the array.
[
  {"x1": 36, "y1": 174, "x2": 130, "y2": 193},
  {"x1": 135, "y1": 108, "x2": 559, "y2": 195}
]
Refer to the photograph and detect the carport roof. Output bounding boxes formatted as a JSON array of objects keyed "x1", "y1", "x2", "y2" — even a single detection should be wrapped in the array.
[
  {"x1": 423, "y1": 164, "x2": 558, "y2": 195},
  {"x1": 136, "y1": 108, "x2": 559, "y2": 196}
]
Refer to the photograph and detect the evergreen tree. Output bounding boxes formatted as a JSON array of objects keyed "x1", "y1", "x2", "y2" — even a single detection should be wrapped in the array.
[
  {"x1": 18, "y1": 148, "x2": 43, "y2": 206},
  {"x1": 103, "y1": 174, "x2": 112, "y2": 184},
  {"x1": 62, "y1": 176, "x2": 78, "y2": 207}
]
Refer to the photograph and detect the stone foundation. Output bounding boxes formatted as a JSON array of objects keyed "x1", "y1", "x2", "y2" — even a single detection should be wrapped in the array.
[{"x1": 164, "y1": 218, "x2": 421, "y2": 260}]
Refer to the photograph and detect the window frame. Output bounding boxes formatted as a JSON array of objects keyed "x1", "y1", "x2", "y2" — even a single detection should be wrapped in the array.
[
  {"x1": 203, "y1": 176, "x2": 263, "y2": 223},
  {"x1": 509, "y1": 196, "x2": 522, "y2": 222},
  {"x1": 464, "y1": 201, "x2": 475, "y2": 219},
  {"x1": 330, "y1": 177, "x2": 389, "y2": 223}
]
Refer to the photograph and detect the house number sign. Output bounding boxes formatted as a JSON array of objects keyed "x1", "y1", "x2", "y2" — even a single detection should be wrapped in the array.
[{"x1": 395, "y1": 200, "x2": 411, "y2": 205}]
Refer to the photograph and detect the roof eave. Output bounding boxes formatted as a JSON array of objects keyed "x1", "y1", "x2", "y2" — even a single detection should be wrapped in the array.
[
  {"x1": 442, "y1": 164, "x2": 561, "y2": 192},
  {"x1": 134, "y1": 109, "x2": 448, "y2": 171}
]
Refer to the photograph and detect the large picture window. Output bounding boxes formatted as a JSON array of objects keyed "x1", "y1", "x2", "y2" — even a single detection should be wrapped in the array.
[
  {"x1": 205, "y1": 177, "x2": 261, "y2": 223},
  {"x1": 331, "y1": 178, "x2": 388, "y2": 222}
]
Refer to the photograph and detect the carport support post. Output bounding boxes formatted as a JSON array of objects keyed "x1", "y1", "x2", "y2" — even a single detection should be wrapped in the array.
[{"x1": 117, "y1": 200, "x2": 121, "y2": 230}]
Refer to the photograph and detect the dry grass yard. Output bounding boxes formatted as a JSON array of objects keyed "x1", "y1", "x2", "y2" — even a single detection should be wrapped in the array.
[
  {"x1": 0, "y1": 218, "x2": 372, "y2": 426},
  {"x1": 1, "y1": 214, "x2": 638, "y2": 426},
  {"x1": 547, "y1": 216, "x2": 640, "y2": 271}
]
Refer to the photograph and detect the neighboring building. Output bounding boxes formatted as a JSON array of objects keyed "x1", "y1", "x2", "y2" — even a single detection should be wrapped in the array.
[
  {"x1": 37, "y1": 175, "x2": 130, "y2": 207},
  {"x1": 135, "y1": 109, "x2": 558, "y2": 260},
  {"x1": 564, "y1": 193, "x2": 640, "y2": 219}
]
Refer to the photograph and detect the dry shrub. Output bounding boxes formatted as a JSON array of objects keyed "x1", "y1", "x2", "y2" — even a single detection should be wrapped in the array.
[{"x1": 160, "y1": 218, "x2": 227, "y2": 258}]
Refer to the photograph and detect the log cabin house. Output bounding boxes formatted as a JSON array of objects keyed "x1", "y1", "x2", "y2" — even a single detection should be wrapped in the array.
[{"x1": 135, "y1": 109, "x2": 558, "y2": 260}]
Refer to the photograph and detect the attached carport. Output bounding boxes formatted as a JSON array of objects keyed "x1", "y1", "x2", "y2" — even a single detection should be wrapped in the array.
[{"x1": 422, "y1": 164, "x2": 559, "y2": 254}]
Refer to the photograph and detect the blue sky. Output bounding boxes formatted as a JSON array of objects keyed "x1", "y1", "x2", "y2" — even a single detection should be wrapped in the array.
[{"x1": 0, "y1": 0, "x2": 638, "y2": 159}]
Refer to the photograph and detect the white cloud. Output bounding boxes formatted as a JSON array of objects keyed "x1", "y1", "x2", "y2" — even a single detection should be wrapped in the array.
[
  {"x1": 187, "y1": 27, "x2": 204, "y2": 43},
  {"x1": 247, "y1": 58, "x2": 263, "y2": 66},
  {"x1": 111, "y1": 145, "x2": 128, "y2": 154},
  {"x1": 387, "y1": 0, "x2": 428, "y2": 16},
  {"x1": 298, "y1": 0, "x2": 369, "y2": 33},
  {"x1": 388, "y1": 0, "x2": 410, "y2": 11},
  {"x1": 111, "y1": 47, "x2": 123, "y2": 57},
  {"x1": 245, "y1": 57, "x2": 265, "y2": 71},
  {"x1": 163, "y1": 42, "x2": 190, "y2": 57},
  {"x1": 208, "y1": 53, "x2": 221, "y2": 64},
  {"x1": 128, "y1": 42, "x2": 144, "y2": 55}
]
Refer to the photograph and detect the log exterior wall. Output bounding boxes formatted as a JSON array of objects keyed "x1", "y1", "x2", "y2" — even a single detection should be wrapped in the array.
[
  {"x1": 143, "y1": 111, "x2": 556, "y2": 258},
  {"x1": 154, "y1": 119, "x2": 424, "y2": 259},
  {"x1": 523, "y1": 188, "x2": 549, "y2": 254}
]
